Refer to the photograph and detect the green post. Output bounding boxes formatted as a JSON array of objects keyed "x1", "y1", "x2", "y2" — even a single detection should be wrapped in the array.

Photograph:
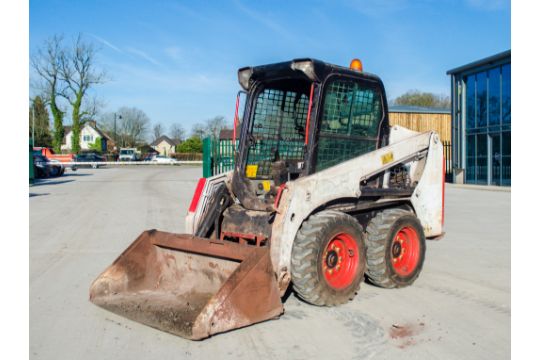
[{"x1": 202, "y1": 137, "x2": 212, "y2": 178}]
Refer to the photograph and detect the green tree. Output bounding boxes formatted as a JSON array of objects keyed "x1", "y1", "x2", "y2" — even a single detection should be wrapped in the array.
[
  {"x1": 29, "y1": 96, "x2": 53, "y2": 147},
  {"x1": 31, "y1": 35, "x2": 65, "y2": 152},
  {"x1": 177, "y1": 136, "x2": 203, "y2": 153},
  {"x1": 59, "y1": 34, "x2": 107, "y2": 153},
  {"x1": 88, "y1": 136, "x2": 102, "y2": 153},
  {"x1": 392, "y1": 90, "x2": 450, "y2": 109}
]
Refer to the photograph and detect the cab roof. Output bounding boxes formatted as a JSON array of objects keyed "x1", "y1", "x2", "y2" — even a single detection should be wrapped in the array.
[{"x1": 237, "y1": 58, "x2": 383, "y2": 90}]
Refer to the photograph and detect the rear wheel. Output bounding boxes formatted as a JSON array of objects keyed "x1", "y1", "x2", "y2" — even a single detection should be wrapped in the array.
[
  {"x1": 291, "y1": 210, "x2": 366, "y2": 306},
  {"x1": 365, "y1": 209, "x2": 426, "y2": 288}
]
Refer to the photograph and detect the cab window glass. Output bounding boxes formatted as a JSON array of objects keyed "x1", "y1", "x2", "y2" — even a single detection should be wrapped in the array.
[{"x1": 317, "y1": 79, "x2": 382, "y2": 171}]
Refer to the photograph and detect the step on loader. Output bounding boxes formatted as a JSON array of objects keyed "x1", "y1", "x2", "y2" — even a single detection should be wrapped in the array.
[{"x1": 90, "y1": 58, "x2": 445, "y2": 340}]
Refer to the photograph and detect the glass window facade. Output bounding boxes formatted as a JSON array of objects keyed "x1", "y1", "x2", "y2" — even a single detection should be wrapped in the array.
[{"x1": 457, "y1": 57, "x2": 510, "y2": 186}]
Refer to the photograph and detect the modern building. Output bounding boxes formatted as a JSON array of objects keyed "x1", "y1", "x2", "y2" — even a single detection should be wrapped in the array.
[{"x1": 447, "y1": 50, "x2": 511, "y2": 186}]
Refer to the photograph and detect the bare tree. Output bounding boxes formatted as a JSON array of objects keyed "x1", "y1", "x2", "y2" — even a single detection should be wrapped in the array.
[
  {"x1": 169, "y1": 123, "x2": 186, "y2": 142},
  {"x1": 116, "y1": 107, "x2": 150, "y2": 147},
  {"x1": 59, "y1": 34, "x2": 107, "y2": 153},
  {"x1": 152, "y1": 123, "x2": 164, "y2": 142},
  {"x1": 31, "y1": 35, "x2": 65, "y2": 152},
  {"x1": 205, "y1": 116, "x2": 227, "y2": 139},
  {"x1": 189, "y1": 116, "x2": 229, "y2": 139},
  {"x1": 191, "y1": 123, "x2": 206, "y2": 139}
]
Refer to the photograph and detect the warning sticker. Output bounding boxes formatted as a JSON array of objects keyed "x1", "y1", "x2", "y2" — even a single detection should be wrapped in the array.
[
  {"x1": 381, "y1": 152, "x2": 394, "y2": 165},
  {"x1": 262, "y1": 180, "x2": 271, "y2": 191},
  {"x1": 246, "y1": 165, "x2": 258, "y2": 178}
]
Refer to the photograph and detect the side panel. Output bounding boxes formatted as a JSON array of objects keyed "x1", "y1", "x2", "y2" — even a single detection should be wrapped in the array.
[{"x1": 270, "y1": 128, "x2": 434, "y2": 290}]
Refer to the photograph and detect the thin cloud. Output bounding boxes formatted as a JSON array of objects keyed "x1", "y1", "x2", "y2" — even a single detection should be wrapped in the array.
[
  {"x1": 233, "y1": 0, "x2": 292, "y2": 39},
  {"x1": 164, "y1": 46, "x2": 182, "y2": 61},
  {"x1": 465, "y1": 0, "x2": 508, "y2": 11},
  {"x1": 345, "y1": 0, "x2": 409, "y2": 17},
  {"x1": 125, "y1": 47, "x2": 163, "y2": 67},
  {"x1": 87, "y1": 33, "x2": 122, "y2": 53},
  {"x1": 169, "y1": 2, "x2": 211, "y2": 22}
]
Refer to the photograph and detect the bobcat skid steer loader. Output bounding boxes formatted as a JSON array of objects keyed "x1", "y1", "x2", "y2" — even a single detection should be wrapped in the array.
[{"x1": 90, "y1": 58, "x2": 445, "y2": 340}]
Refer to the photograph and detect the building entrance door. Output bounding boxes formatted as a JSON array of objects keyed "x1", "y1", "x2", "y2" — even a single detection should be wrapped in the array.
[{"x1": 489, "y1": 134, "x2": 501, "y2": 186}]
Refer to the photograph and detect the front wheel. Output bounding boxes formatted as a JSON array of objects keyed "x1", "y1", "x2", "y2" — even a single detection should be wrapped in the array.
[
  {"x1": 291, "y1": 210, "x2": 366, "y2": 306},
  {"x1": 365, "y1": 209, "x2": 426, "y2": 288}
]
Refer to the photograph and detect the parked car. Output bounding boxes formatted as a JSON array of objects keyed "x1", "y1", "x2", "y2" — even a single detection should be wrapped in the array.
[
  {"x1": 34, "y1": 147, "x2": 77, "y2": 171},
  {"x1": 151, "y1": 155, "x2": 176, "y2": 164},
  {"x1": 142, "y1": 153, "x2": 156, "y2": 162},
  {"x1": 33, "y1": 154, "x2": 64, "y2": 178},
  {"x1": 76, "y1": 153, "x2": 106, "y2": 168},
  {"x1": 118, "y1": 148, "x2": 140, "y2": 161}
]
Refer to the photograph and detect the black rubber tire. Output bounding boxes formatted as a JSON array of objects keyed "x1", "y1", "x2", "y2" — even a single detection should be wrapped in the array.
[
  {"x1": 365, "y1": 209, "x2": 426, "y2": 288},
  {"x1": 291, "y1": 210, "x2": 366, "y2": 306}
]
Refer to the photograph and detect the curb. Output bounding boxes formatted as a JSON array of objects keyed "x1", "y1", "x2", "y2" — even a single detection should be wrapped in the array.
[{"x1": 445, "y1": 183, "x2": 511, "y2": 192}]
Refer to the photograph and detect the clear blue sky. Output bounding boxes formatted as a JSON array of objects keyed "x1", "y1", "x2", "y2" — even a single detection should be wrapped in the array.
[{"x1": 30, "y1": 0, "x2": 510, "y2": 133}]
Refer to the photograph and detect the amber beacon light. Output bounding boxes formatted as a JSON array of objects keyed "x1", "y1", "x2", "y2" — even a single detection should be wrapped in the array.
[{"x1": 349, "y1": 58, "x2": 363, "y2": 72}]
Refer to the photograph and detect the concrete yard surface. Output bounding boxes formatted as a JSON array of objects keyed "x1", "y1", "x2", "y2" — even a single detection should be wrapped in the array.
[{"x1": 30, "y1": 166, "x2": 510, "y2": 359}]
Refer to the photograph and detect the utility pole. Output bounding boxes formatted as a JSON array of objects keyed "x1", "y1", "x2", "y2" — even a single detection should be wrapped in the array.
[
  {"x1": 113, "y1": 113, "x2": 123, "y2": 148},
  {"x1": 114, "y1": 112, "x2": 117, "y2": 148}
]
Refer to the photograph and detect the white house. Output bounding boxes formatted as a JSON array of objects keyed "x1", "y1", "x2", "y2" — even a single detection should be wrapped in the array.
[
  {"x1": 150, "y1": 135, "x2": 178, "y2": 156},
  {"x1": 61, "y1": 121, "x2": 108, "y2": 152}
]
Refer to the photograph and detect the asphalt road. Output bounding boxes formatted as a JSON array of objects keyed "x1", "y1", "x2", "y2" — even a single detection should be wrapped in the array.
[{"x1": 30, "y1": 166, "x2": 510, "y2": 360}]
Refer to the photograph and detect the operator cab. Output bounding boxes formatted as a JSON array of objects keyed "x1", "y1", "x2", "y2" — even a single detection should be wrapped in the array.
[{"x1": 231, "y1": 58, "x2": 390, "y2": 211}]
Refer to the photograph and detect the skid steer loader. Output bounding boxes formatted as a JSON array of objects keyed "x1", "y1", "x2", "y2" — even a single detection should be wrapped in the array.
[{"x1": 90, "y1": 58, "x2": 445, "y2": 340}]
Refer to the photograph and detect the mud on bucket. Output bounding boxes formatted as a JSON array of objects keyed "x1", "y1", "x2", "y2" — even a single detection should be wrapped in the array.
[{"x1": 89, "y1": 230, "x2": 283, "y2": 340}]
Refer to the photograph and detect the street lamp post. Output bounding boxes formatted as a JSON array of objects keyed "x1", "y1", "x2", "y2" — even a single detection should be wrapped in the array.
[
  {"x1": 114, "y1": 112, "x2": 117, "y2": 147},
  {"x1": 113, "y1": 113, "x2": 122, "y2": 149}
]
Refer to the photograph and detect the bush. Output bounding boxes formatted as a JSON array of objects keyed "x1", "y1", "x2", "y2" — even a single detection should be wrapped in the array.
[
  {"x1": 88, "y1": 137, "x2": 103, "y2": 153},
  {"x1": 177, "y1": 136, "x2": 203, "y2": 153}
]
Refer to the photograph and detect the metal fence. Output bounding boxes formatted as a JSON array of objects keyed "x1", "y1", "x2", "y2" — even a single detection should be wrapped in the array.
[
  {"x1": 443, "y1": 141, "x2": 453, "y2": 182},
  {"x1": 204, "y1": 136, "x2": 454, "y2": 182},
  {"x1": 203, "y1": 137, "x2": 237, "y2": 178}
]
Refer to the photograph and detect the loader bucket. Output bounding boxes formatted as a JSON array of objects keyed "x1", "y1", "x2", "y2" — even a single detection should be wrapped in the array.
[{"x1": 89, "y1": 230, "x2": 283, "y2": 340}]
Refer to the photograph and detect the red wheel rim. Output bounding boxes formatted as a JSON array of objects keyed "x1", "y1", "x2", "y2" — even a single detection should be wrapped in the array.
[
  {"x1": 391, "y1": 226, "x2": 420, "y2": 276},
  {"x1": 322, "y1": 233, "x2": 360, "y2": 289}
]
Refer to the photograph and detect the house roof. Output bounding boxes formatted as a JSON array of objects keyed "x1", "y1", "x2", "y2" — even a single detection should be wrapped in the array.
[
  {"x1": 388, "y1": 105, "x2": 450, "y2": 114},
  {"x1": 219, "y1": 126, "x2": 240, "y2": 140},
  {"x1": 219, "y1": 129, "x2": 234, "y2": 140},
  {"x1": 85, "y1": 121, "x2": 107, "y2": 139},
  {"x1": 447, "y1": 50, "x2": 511, "y2": 75},
  {"x1": 151, "y1": 135, "x2": 178, "y2": 147}
]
